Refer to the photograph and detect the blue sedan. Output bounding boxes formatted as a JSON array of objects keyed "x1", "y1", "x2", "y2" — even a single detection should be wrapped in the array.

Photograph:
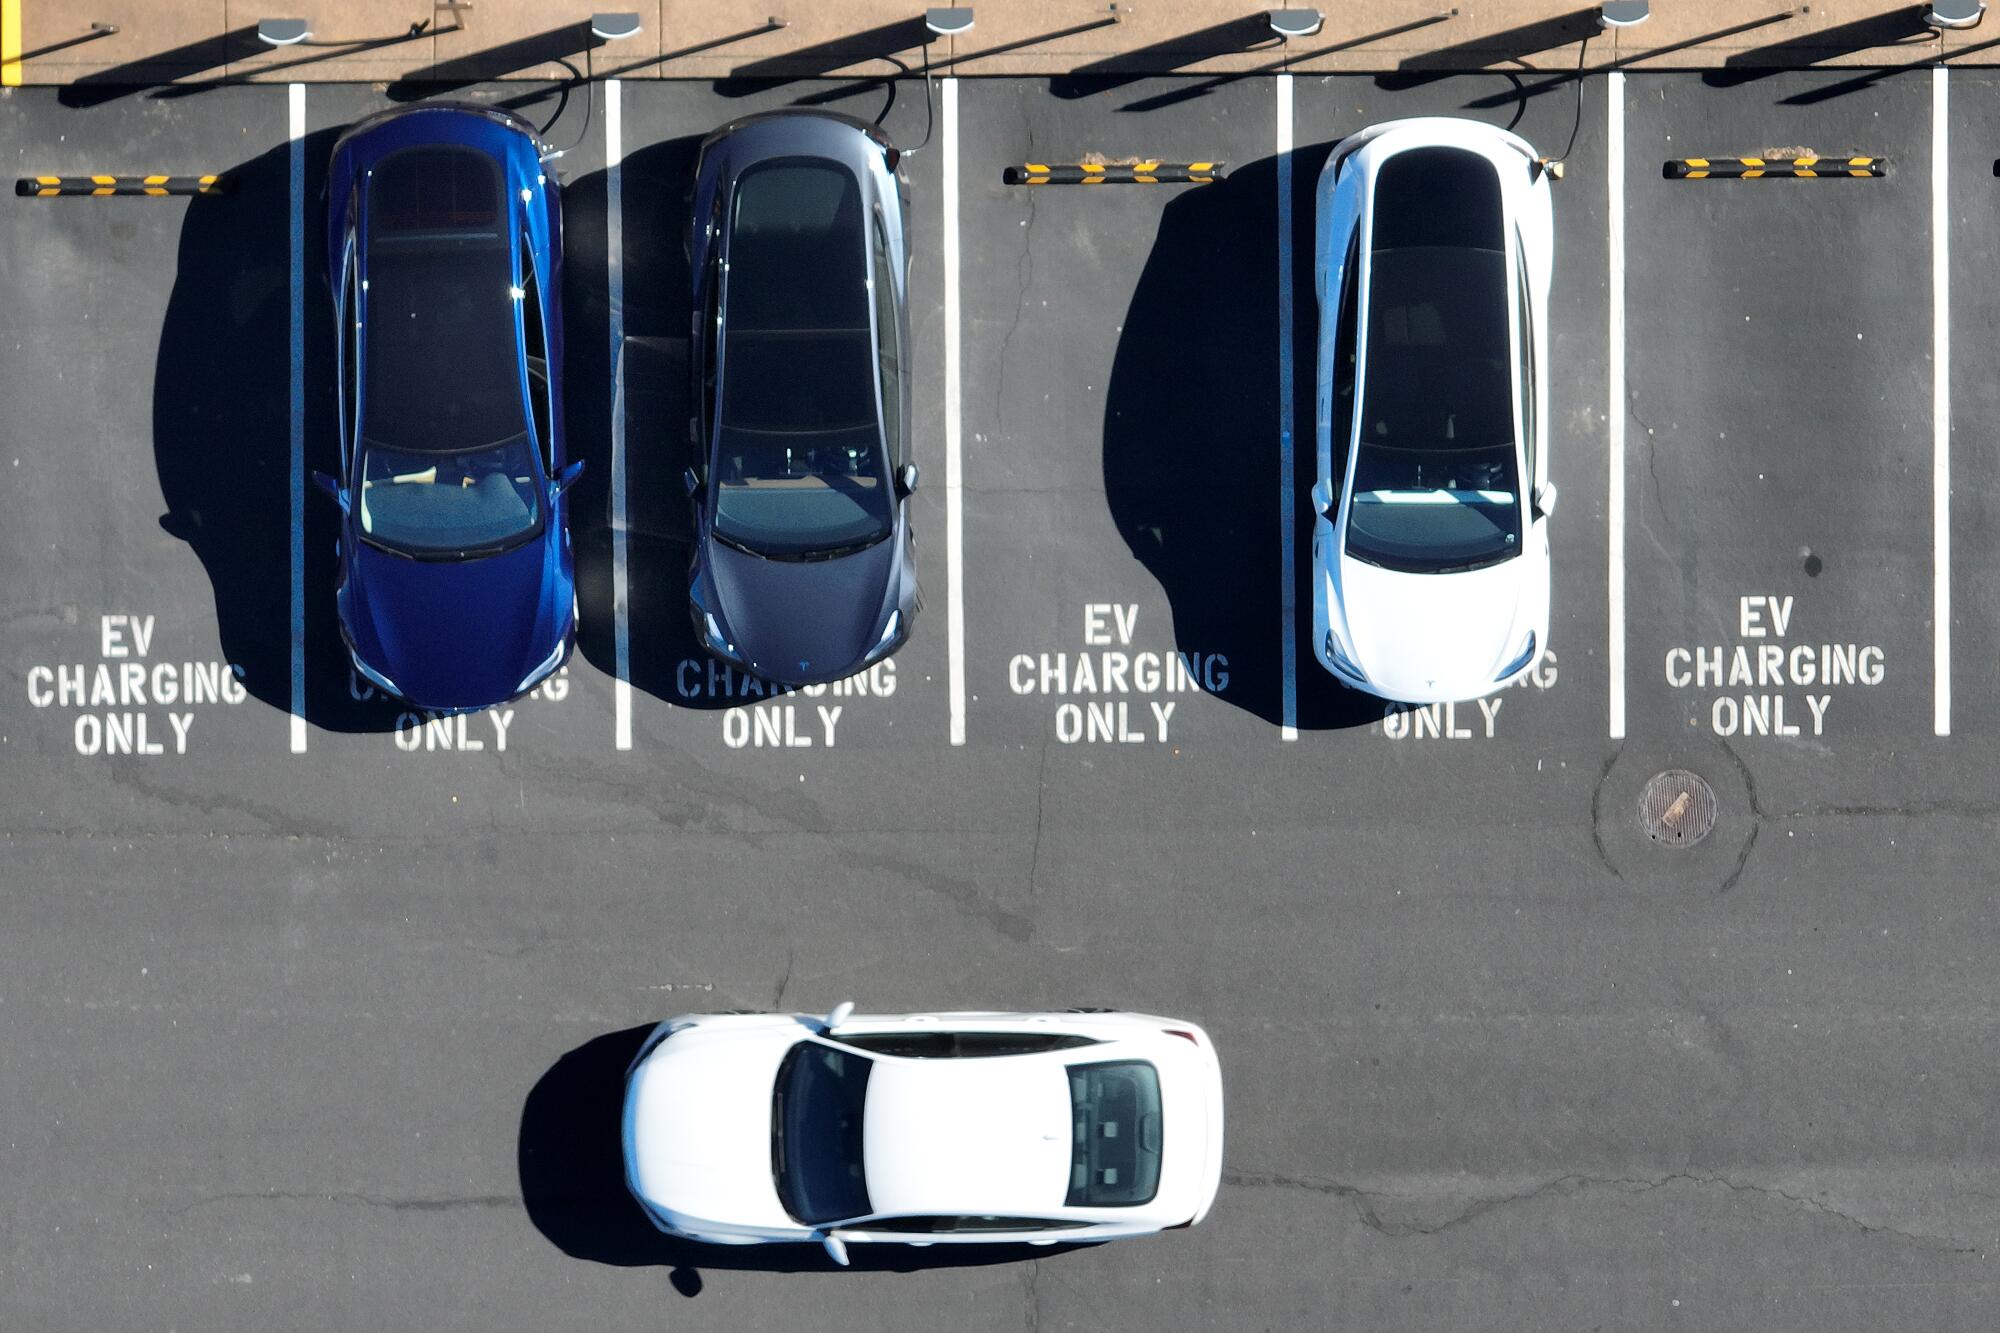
[{"x1": 318, "y1": 104, "x2": 580, "y2": 713}]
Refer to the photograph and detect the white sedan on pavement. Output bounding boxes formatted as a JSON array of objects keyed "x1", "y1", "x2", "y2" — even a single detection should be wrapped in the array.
[
  {"x1": 623, "y1": 1005, "x2": 1225, "y2": 1263},
  {"x1": 1311, "y1": 117, "x2": 1557, "y2": 704}
]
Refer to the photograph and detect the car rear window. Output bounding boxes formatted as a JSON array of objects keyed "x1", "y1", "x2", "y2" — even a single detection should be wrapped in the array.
[
  {"x1": 1065, "y1": 1060, "x2": 1163, "y2": 1207},
  {"x1": 361, "y1": 148, "x2": 522, "y2": 455},
  {"x1": 1369, "y1": 146, "x2": 1502, "y2": 252},
  {"x1": 369, "y1": 145, "x2": 501, "y2": 236},
  {"x1": 726, "y1": 160, "x2": 867, "y2": 335}
]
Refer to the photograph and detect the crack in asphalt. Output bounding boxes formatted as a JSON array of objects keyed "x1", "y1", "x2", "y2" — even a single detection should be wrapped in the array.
[
  {"x1": 95, "y1": 767, "x2": 347, "y2": 842},
  {"x1": 1223, "y1": 1168, "x2": 1987, "y2": 1252},
  {"x1": 1020, "y1": 1256, "x2": 1041, "y2": 1333},
  {"x1": 995, "y1": 120, "x2": 1038, "y2": 445},
  {"x1": 1025, "y1": 737, "x2": 1050, "y2": 899},
  {"x1": 1586, "y1": 743, "x2": 1625, "y2": 880}
]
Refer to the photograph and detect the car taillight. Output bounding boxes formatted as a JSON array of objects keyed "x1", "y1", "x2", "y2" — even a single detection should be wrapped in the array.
[{"x1": 1165, "y1": 1029, "x2": 1200, "y2": 1045}]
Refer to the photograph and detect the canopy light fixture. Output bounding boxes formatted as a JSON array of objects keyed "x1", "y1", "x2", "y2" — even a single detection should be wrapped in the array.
[
  {"x1": 1268, "y1": 9, "x2": 1324, "y2": 39},
  {"x1": 925, "y1": 7, "x2": 976, "y2": 37},
  {"x1": 590, "y1": 12, "x2": 643, "y2": 41},
  {"x1": 255, "y1": 18, "x2": 313, "y2": 46}
]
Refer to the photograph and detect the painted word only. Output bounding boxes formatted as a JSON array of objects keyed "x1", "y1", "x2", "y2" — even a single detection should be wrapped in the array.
[{"x1": 1379, "y1": 650, "x2": 1559, "y2": 741}]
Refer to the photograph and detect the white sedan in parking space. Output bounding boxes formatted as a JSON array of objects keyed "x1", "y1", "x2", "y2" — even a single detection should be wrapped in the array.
[
  {"x1": 622, "y1": 1005, "x2": 1225, "y2": 1263},
  {"x1": 1311, "y1": 117, "x2": 1557, "y2": 704}
]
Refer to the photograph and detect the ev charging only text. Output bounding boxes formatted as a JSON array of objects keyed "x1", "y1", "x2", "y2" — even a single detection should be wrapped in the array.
[
  {"x1": 24, "y1": 614, "x2": 244, "y2": 755},
  {"x1": 1008, "y1": 603, "x2": 1227, "y2": 744},
  {"x1": 1664, "y1": 595, "x2": 1883, "y2": 736}
]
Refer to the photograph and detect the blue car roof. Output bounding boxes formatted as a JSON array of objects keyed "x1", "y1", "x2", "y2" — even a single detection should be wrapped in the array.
[{"x1": 362, "y1": 144, "x2": 522, "y2": 453}]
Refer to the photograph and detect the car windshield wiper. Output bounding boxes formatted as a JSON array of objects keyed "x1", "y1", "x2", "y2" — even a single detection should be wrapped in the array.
[
  {"x1": 797, "y1": 531, "x2": 892, "y2": 562},
  {"x1": 357, "y1": 533, "x2": 420, "y2": 561},
  {"x1": 1427, "y1": 550, "x2": 1517, "y2": 575},
  {"x1": 453, "y1": 528, "x2": 541, "y2": 560},
  {"x1": 770, "y1": 1088, "x2": 788, "y2": 1184},
  {"x1": 714, "y1": 531, "x2": 766, "y2": 559}
]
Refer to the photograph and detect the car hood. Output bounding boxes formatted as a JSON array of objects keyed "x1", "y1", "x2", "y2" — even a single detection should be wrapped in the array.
[
  {"x1": 704, "y1": 533, "x2": 898, "y2": 684},
  {"x1": 347, "y1": 536, "x2": 561, "y2": 711},
  {"x1": 1334, "y1": 553, "x2": 1539, "y2": 703},
  {"x1": 625, "y1": 1026, "x2": 798, "y2": 1232}
]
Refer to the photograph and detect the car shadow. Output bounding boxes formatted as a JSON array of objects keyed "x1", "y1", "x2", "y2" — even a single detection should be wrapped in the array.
[
  {"x1": 1100, "y1": 146, "x2": 1380, "y2": 733},
  {"x1": 564, "y1": 133, "x2": 753, "y2": 713},
  {"x1": 518, "y1": 1024, "x2": 1092, "y2": 1295},
  {"x1": 153, "y1": 127, "x2": 410, "y2": 735}
]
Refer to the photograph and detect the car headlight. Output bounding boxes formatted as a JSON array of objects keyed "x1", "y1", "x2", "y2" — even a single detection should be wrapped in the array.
[
  {"x1": 1496, "y1": 631, "x2": 1539, "y2": 681},
  {"x1": 862, "y1": 609, "x2": 902, "y2": 664},
  {"x1": 703, "y1": 612, "x2": 742, "y2": 663},
  {"x1": 351, "y1": 652, "x2": 402, "y2": 699},
  {"x1": 514, "y1": 635, "x2": 570, "y2": 694},
  {"x1": 1323, "y1": 629, "x2": 1365, "y2": 682}
]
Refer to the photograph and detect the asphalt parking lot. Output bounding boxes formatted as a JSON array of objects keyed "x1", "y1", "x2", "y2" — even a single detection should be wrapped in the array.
[{"x1": 2, "y1": 67, "x2": 1998, "y2": 1331}]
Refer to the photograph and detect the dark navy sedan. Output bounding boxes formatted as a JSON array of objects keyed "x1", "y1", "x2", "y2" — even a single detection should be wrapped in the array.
[
  {"x1": 318, "y1": 104, "x2": 580, "y2": 713},
  {"x1": 685, "y1": 110, "x2": 920, "y2": 687}
]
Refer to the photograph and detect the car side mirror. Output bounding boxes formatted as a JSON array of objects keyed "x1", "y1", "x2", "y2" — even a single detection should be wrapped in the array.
[
  {"x1": 682, "y1": 466, "x2": 703, "y2": 499},
  {"x1": 895, "y1": 463, "x2": 919, "y2": 498},
  {"x1": 1309, "y1": 478, "x2": 1332, "y2": 517},
  {"x1": 1533, "y1": 481, "x2": 1559, "y2": 518},
  {"x1": 553, "y1": 460, "x2": 585, "y2": 498},
  {"x1": 312, "y1": 471, "x2": 350, "y2": 513},
  {"x1": 822, "y1": 1001, "x2": 855, "y2": 1032},
  {"x1": 819, "y1": 1232, "x2": 851, "y2": 1267}
]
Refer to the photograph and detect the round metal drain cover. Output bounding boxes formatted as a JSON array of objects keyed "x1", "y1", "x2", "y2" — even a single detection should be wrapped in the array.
[{"x1": 1640, "y1": 770, "x2": 1717, "y2": 846}]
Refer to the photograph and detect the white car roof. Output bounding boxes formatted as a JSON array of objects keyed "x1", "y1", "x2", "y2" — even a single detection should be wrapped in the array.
[{"x1": 861, "y1": 1055, "x2": 1076, "y2": 1216}]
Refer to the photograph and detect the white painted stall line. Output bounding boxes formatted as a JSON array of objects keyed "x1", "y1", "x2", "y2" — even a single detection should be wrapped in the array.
[
  {"x1": 288, "y1": 83, "x2": 307, "y2": 754},
  {"x1": 607, "y1": 79, "x2": 634, "y2": 751},
  {"x1": 1606, "y1": 71, "x2": 1626, "y2": 741},
  {"x1": 1932, "y1": 64, "x2": 1951, "y2": 737},
  {"x1": 944, "y1": 76, "x2": 967, "y2": 746},
  {"x1": 1276, "y1": 73, "x2": 1298, "y2": 742}
]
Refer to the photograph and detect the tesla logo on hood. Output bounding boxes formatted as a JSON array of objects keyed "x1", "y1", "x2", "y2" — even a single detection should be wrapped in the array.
[{"x1": 798, "y1": 660, "x2": 811, "y2": 673}]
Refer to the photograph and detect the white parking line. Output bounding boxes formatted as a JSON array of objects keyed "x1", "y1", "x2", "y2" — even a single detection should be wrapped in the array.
[
  {"x1": 1932, "y1": 65, "x2": 1951, "y2": 737},
  {"x1": 288, "y1": 83, "x2": 307, "y2": 754},
  {"x1": 1606, "y1": 71, "x2": 1626, "y2": 741},
  {"x1": 1276, "y1": 73, "x2": 1298, "y2": 742},
  {"x1": 944, "y1": 77, "x2": 967, "y2": 746},
  {"x1": 607, "y1": 79, "x2": 633, "y2": 751}
]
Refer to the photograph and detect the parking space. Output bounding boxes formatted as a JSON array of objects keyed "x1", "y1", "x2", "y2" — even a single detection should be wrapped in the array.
[
  {"x1": 1289, "y1": 73, "x2": 1609, "y2": 749},
  {"x1": 0, "y1": 88, "x2": 293, "y2": 761},
  {"x1": 609, "y1": 78, "x2": 953, "y2": 758},
  {"x1": 956, "y1": 77, "x2": 1280, "y2": 752},
  {"x1": 1622, "y1": 73, "x2": 1936, "y2": 770}
]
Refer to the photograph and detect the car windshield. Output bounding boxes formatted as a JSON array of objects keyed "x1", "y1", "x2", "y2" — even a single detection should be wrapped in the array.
[
  {"x1": 1347, "y1": 147, "x2": 1522, "y2": 575},
  {"x1": 361, "y1": 145, "x2": 528, "y2": 456},
  {"x1": 1065, "y1": 1060, "x2": 1163, "y2": 1207},
  {"x1": 358, "y1": 435, "x2": 543, "y2": 556},
  {"x1": 772, "y1": 1040, "x2": 873, "y2": 1226},
  {"x1": 714, "y1": 158, "x2": 892, "y2": 558}
]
